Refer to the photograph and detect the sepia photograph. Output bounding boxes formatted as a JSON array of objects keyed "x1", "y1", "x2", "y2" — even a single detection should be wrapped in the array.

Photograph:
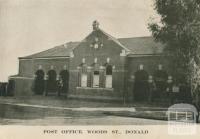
[{"x1": 0, "y1": 0, "x2": 200, "y2": 138}]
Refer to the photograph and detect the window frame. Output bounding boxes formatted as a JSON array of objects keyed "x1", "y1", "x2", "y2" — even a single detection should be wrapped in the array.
[
  {"x1": 93, "y1": 71, "x2": 100, "y2": 88},
  {"x1": 81, "y1": 73, "x2": 87, "y2": 87},
  {"x1": 105, "y1": 65, "x2": 113, "y2": 88}
]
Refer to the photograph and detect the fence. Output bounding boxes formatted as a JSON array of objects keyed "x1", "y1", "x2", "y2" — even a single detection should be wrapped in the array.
[
  {"x1": 0, "y1": 80, "x2": 15, "y2": 96},
  {"x1": 0, "y1": 82, "x2": 8, "y2": 96}
]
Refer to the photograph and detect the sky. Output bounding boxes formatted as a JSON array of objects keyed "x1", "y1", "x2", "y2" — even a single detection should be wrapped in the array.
[{"x1": 0, "y1": 0, "x2": 158, "y2": 82}]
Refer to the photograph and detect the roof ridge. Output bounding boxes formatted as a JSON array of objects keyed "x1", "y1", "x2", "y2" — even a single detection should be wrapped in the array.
[
  {"x1": 21, "y1": 46, "x2": 60, "y2": 58},
  {"x1": 20, "y1": 41, "x2": 79, "y2": 59},
  {"x1": 99, "y1": 29, "x2": 131, "y2": 51},
  {"x1": 118, "y1": 36, "x2": 153, "y2": 40},
  {"x1": 20, "y1": 32, "x2": 163, "y2": 59}
]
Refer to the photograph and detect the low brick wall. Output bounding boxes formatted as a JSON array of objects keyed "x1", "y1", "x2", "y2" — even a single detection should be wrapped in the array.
[
  {"x1": 73, "y1": 87, "x2": 124, "y2": 101},
  {"x1": 9, "y1": 77, "x2": 34, "y2": 96}
]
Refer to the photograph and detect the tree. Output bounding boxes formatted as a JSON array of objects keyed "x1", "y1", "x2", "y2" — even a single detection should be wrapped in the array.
[{"x1": 148, "y1": 0, "x2": 200, "y2": 108}]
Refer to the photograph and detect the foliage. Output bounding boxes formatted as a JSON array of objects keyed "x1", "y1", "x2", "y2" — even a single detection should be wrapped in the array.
[{"x1": 149, "y1": 0, "x2": 200, "y2": 104}]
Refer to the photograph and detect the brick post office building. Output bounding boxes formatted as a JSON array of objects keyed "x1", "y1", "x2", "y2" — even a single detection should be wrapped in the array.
[{"x1": 9, "y1": 21, "x2": 181, "y2": 102}]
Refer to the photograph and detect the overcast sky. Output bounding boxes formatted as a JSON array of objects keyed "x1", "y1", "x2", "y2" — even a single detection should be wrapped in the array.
[{"x1": 0, "y1": 0, "x2": 158, "y2": 81}]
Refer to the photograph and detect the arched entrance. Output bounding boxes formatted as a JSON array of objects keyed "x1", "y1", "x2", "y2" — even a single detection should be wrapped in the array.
[
  {"x1": 58, "y1": 70, "x2": 69, "y2": 96},
  {"x1": 133, "y1": 70, "x2": 149, "y2": 101},
  {"x1": 46, "y1": 70, "x2": 57, "y2": 95},
  {"x1": 33, "y1": 70, "x2": 45, "y2": 95}
]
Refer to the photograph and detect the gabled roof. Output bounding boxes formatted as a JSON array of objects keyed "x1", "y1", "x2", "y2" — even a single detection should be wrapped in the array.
[
  {"x1": 74, "y1": 28, "x2": 131, "y2": 52},
  {"x1": 100, "y1": 29, "x2": 131, "y2": 52},
  {"x1": 118, "y1": 36, "x2": 164, "y2": 55},
  {"x1": 20, "y1": 36, "x2": 164, "y2": 59},
  {"x1": 20, "y1": 42, "x2": 79, "y2": 59}
]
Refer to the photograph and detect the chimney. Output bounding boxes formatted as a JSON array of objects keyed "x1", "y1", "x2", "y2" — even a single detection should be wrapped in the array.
[{"x1": 92, "y1": 20, "x2": 99, "y2": 31}]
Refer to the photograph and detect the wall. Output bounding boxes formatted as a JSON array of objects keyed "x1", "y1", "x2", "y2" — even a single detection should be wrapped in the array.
[
  {"x1": 33, "y1": 58, "x2": 70, "y2": 75},
  {"x1": 19, "y1": 58, "x2": 70, "y2": 77},
  {"x1": 127, "y1": 55, "x2": 171, "y2": 76},
  {"x1": 69, "y1": 30, "x2": 127, "y2": 100},
  {"x1": 126, "y1": 55, "x2": 172, "y2": 101},
  {"x1": 13, "y1": 58, "x2": 70, "y2": 96},
  {"x1": 19, "y1": 59, "x2": 34, "y2": 77},
  {"x1": 9, "y1": 77, "x2": 34, "y2": 96}
]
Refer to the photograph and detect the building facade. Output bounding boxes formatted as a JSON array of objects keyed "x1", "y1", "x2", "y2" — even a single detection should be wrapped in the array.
[{"x1": 9, "y1": 21, "x2": 178, "y2": 102}]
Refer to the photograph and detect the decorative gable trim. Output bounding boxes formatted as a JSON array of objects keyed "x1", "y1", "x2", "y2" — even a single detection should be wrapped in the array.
[
  {"x1": 73, "y1": 21, "x2": 131, "y2": 53},
  {"x1": 100, "y1": 29, "x2": 131, "y2": 52}
]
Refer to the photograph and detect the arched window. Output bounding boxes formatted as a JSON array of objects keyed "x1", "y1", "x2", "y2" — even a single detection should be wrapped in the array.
[
  {"x1": 81, "y1": 73, "x2": 87, "y2": 87},
  {"x1": 93, "y1": 70, "x2": 100, "y2": 87},
  {"x1": 105, "y1": 65, "x2": 112, "y2": 88},
  {"x1": 79, "y1": 64, "x2": 87, "y2": 87}
]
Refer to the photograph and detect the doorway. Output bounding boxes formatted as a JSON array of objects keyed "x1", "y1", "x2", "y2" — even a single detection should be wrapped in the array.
[
  {"x1": 33, "y1": 70, "x2": 45, "y2": 95},
  {"x1": 133, "y1": 70, "x2": 149, "y2": 101},
  {"x1": 46, "y1": 70, "x2": 57, "y2": 95},
  {"x1": 58, "y1": 70, "x2": 69, "y2": 96}
]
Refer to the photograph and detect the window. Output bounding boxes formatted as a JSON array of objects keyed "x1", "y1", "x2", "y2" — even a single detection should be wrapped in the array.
[
  {"x1": 139, "y1": 64, "x2": 144, "y2": 70},
  {"x1": 105, "y1": 75, "x2": 112, "y2": 88},
  {"x1": 81, "y1": 73, "x2": 87, "y2": 87},
  {"x1": 106, "y1": 57, "x2": 110, "y2": 63},
  {"x1": 82, "y1": 58, "x2": 85, "y2": 63},
  {"x1": 94, "y1": 58, "x2": 97, "y2": 63},
  {"x1": 93, "y1": 71, "x2": 100, "y2": 87},
  {"x1": 158, "y1": 64, "x2": 162, "y2": 70},
  {"x1": 105, "y1": 65, "x2": 112, "y2": 88}
]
